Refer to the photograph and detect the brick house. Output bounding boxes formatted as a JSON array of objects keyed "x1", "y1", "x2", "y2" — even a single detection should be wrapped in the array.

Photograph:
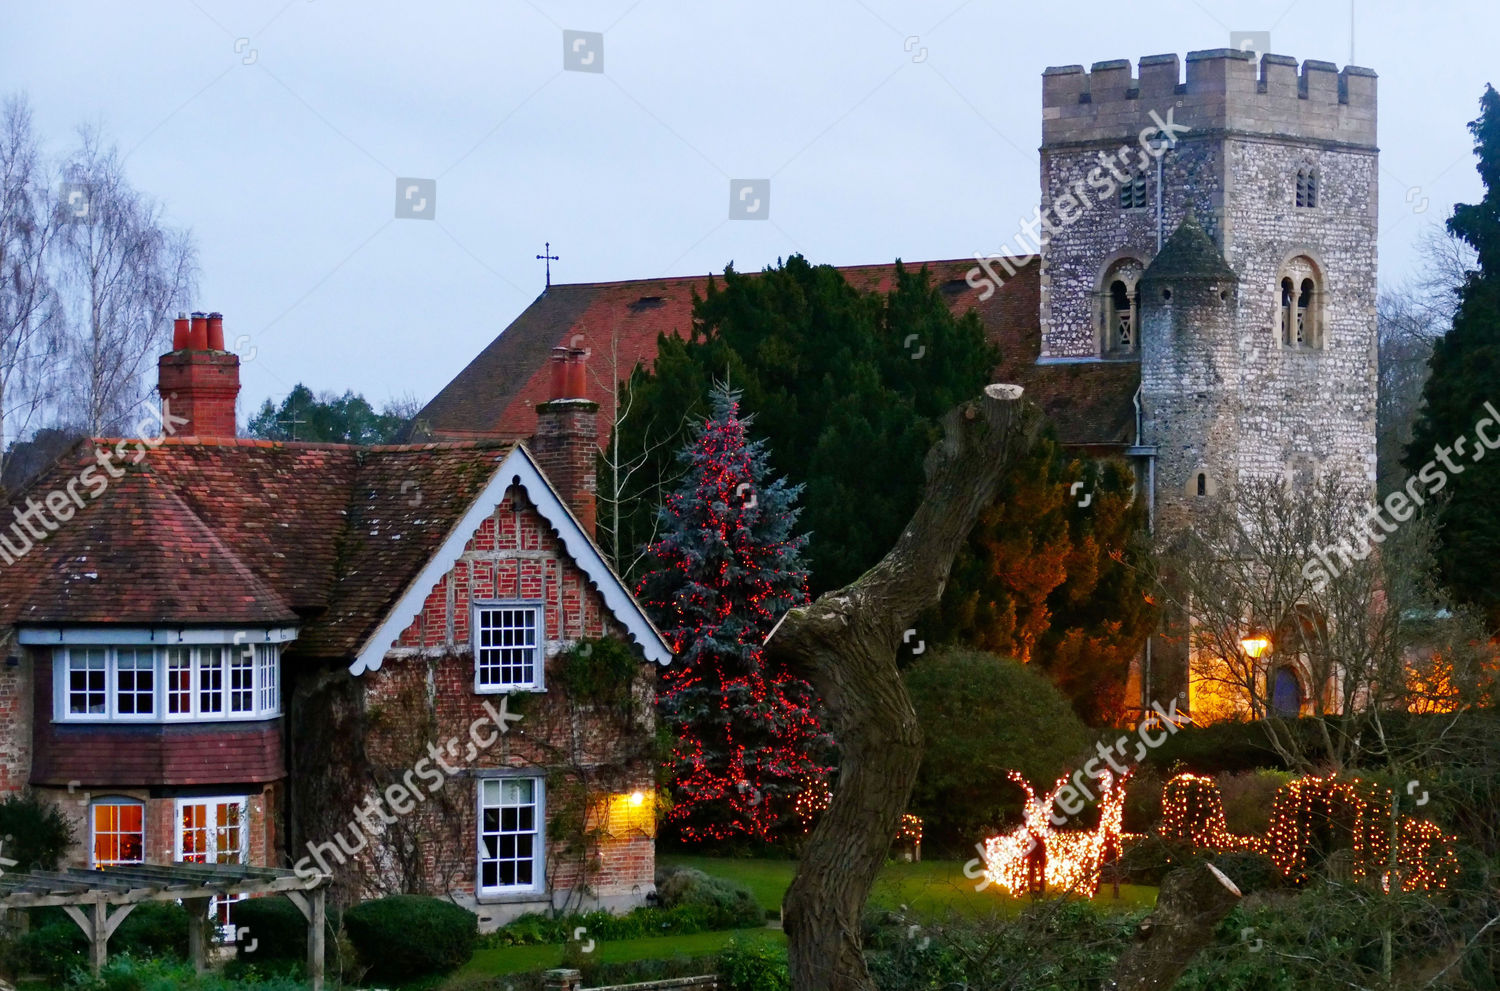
[{"x1": 0, "y1": 313, "x2": 670, "y2": 929}]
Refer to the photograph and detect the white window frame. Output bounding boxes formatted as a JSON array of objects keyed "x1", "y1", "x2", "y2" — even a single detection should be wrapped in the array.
[
  {"x1": 175, "y1": 796, "x2": 250, "y2": 936},
  {"x1": 473, "y1": 601, "x2": 545, "y2": 693},
  {"x1": 55, "y1": 645, "x2": 282, "y2": 724},
  {"x1": 89, "y1": 797, "x2": 146, "y2": 868},
  {"x1": 477, "y1": 775, "x2": 545, "y2": 895},
  {"x1": 65, "y1": 647, "x2": 108, "y2": 717}
]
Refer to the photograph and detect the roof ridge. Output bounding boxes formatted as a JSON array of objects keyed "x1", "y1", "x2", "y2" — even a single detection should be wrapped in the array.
[
  {"x1": 546, "y1": 255, "x2": 1031, "y2": 291},
  {"x1": 90, "y1": 436, "x2": 513, "y2": 453}
]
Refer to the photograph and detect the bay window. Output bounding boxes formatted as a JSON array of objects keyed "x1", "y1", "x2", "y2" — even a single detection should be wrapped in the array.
[{"x1": 56, "y1": 645, "x2": 282, "y2": 723}]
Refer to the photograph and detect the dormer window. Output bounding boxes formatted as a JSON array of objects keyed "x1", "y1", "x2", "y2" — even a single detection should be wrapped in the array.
[
  {"x1": 1295, "y1": 167, "x2": 1319, "y2": 208},
  {"x1": 53, "y1": 638, "x2": 285, "y2": 723},
  {"x1": 1119, "y1": 173, "x2": 1149, "y2": 210},
  {"x1": 1278, "y1": 257, "x2": 1324, "y2": 349}
]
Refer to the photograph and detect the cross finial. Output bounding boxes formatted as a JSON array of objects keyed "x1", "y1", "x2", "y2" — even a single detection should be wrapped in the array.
[{"x1": 537, "y1": 241, "x2": 560, "y2": 289}]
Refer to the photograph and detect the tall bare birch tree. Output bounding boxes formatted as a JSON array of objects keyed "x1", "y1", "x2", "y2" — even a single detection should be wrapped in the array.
[
  {"x1": 52, "y1": 125, "x2": 196, "y2": 435},
  {"x1": 0, "y1": 94, "x2": 63, "y2": 479}
]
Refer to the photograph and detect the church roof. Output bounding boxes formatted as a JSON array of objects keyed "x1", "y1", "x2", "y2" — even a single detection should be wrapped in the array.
[
  {"x1": 414, "y1": 257, "x2": 1142, "y2": 451},
  {"x1": 1142, "y1": 213, "x2": 1238, "y2": 282}
]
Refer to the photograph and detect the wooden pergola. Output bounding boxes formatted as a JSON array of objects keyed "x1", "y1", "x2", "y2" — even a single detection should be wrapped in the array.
[{"x1": 0, "y1": 862, "x2": 332, "y2": 990}]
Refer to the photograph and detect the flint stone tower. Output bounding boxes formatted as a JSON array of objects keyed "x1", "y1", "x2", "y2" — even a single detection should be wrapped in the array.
[{"x1": 1037, "y1": 48, "x2": 1377, "y2": 527}]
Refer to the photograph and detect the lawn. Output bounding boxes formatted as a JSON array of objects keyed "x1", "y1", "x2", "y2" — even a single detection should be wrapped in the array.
[
  {"x1": 661, "y1": 855, "x2": 1158, "y2": 918},
  {"x1": 452, "y1": 927, "x2": 783, "y2": 979}
]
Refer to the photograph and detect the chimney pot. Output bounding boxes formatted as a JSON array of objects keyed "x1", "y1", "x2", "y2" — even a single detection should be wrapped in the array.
[
  {"x1": 565, "y1": 348, "x2": 587, "y2": 399},
  {"x1": 206, "y1": 312, "x2": 225, "y2": 351},
  {"x1": 172, "y1": 313, "x2": 190, "y2": 351},
  {"x1": 548, "y1": 347, "x2": 570, "y2": 402},
  {"x1": 188, "y1": 312, "x2": 208, "y2": 350}
]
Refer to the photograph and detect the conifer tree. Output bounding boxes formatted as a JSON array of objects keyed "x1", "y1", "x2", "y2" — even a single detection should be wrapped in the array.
[
  {"x1": 1406, "y1": 85, "x2": 1500, "y2": 629},
  {"x1": 636, "y1": 386, "x2": 830, "y2": 840}
]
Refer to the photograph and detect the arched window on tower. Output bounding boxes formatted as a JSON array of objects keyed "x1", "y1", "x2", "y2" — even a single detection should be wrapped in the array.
[
  {"x1": 1119, "y1": 173, "x2": 1149, "y2": 210},
  {"x1": 1098, "y1": 258, "x2": 1143, "y2": 355},
  {"x1": 1277, "y1": 256, "x2": 1323, "y2": 349},
  {"x1": 1295, "y1": 167, "x2": 1319, "y2": 208}
]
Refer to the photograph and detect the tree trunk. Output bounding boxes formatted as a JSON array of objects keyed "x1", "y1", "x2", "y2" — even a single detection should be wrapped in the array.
[
  {"x1": 768, "y1": 385, "x2": 1042, "y2": 991},
  {"x1": 1108, "y1": 861, "x2": 1243, "y2": 991}
]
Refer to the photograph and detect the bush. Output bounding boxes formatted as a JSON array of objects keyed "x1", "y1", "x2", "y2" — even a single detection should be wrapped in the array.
[
  {"x1": 342, "y1": 894, "x2": 477, "y2": 982},
  {"x1": 112, "y1": 902, "x2": 190, "y2": 959},
  {"x1": 655, "y1": 867, "x2": 764, "y2": 928},
  {"x1": 0, "y1": 790, "x2": 75, "y2": 871},
  {"x1": 230, "y1": 896, "x2": 340, "y2": 969},
  {"x1": 14, "y1": 921, "x2": 87, "y2": 984},
  {"x1": 1217, "y1": 769, "x2": 1293, "y2": 835},
  {"x1": 1209, "y1": 851, "x2": 1283, "y2": 895},
  {"x1": 905, "y1": 647, "x2": 1092, "y2": 852},
  {"x1": 65, "y1": 953, "x2": 310, "y2": 990},
  {"x1": 717, "y1": 934, "x2": 789, "y2": 991}
]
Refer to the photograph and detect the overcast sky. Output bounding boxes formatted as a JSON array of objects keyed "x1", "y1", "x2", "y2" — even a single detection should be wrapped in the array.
[{"x1": 4, "y1": 0, "x2": 1496, "y2": 417}]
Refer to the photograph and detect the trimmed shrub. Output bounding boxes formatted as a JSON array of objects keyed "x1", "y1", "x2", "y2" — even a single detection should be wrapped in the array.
[
  {"x1": 0, "y1": 791, "x2": 75, "y2": 871},
  {"x1": 231, "y1": 896, "x2": 340, "y2": 969},
  {"x1": 906, "y1": 648, "x2": 1092, "y2": 852},
  {"x1": 717, "y1": 934, "x2": 789, "y2": 991},
  {"x1": 655, "y1": 867, "x2": 764, "y2": 928},
  {"x1": 342, "y1": 894, "x2": 477, "y2": 982},
  {"x1": 1217, "y1": 769, "x2": 1294, "y2": 835}
]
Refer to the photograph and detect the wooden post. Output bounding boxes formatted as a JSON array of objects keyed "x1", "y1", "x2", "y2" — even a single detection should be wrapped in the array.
[
  {"x1": 185, "y1": 898, "x2": 210, "y2": 975},
  {"x1": 309, "y1": 887, "x2": 326, "y2": 991},
  {"x1": 63, "y1": 899, "x2": 136, "y2": 977},
  {"x1": 286, "y1": 886, "x2": 328, "y2": 991}
]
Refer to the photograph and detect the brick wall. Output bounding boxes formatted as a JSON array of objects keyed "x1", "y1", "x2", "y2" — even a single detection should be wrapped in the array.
[
  {"x1": 38, "y1": 782, "x2": 276, "y2": 869},
  {"x1": 0, "y1": 637, "x2": 32, "y2": 794}
]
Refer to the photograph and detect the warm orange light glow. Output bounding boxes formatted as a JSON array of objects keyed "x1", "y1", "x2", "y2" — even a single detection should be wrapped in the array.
[
  {"x1": 1241, "y1": 636, "x2": 1272, "y2": 659},
  {"x1": 629, "y1": 790, "x2": 646, "y2": 806},
  {"x1": 979, "y1": 769, "x2": 1129, "y2": 897}
]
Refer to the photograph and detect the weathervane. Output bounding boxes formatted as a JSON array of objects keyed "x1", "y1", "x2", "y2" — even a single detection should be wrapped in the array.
[{"x1": 537, "y1": 241, "x2": 559, "y2": 289}]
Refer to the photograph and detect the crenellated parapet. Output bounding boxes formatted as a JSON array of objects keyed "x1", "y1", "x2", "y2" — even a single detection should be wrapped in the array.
[{"x1": 1042, "y1": 50, "x2": 1376, "y2": 147}]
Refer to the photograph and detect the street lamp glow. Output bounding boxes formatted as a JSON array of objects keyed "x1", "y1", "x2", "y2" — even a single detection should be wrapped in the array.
[{"x1": 1241, "y1": 636, "x2": 1271, "y2": 659}]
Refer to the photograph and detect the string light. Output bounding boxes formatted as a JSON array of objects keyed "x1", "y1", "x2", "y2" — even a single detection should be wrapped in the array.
[{"x1": 977, "y1": 770, "x2": 1460, "y2": 898}]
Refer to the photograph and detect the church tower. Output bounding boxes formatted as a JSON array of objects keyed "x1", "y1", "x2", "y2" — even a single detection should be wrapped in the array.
[{"x1": 1035, "y1": 50, "x2": 1379, "y2": 707}]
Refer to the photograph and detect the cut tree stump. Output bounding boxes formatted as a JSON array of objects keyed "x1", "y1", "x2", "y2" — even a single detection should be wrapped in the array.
[{"x1": 1107, "y1": 861, "x2": 1243, "y2": 991}]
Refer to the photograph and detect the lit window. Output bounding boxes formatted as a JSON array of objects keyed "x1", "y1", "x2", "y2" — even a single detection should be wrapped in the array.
[
  {"x1": 92, "y1": 799, "x2": 145, "y2": 867},
  {"x1": 478, "y1": 778, "x2": 542, "y2": 892},
  {"x1": 68, "y1": 649, "x2": 107, "y2": 715},
  {"x1": 475, "y1": 605, "x2": 542, "y2": 691},
  {"x1": 115, "y1": 649, "x2": 155, "y2": 717},
  {"x1": 178, "y1": 798, "x2": 248, "y2": 929}
]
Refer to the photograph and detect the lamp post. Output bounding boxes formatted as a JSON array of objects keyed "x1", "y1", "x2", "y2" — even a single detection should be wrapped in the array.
[{"x1": 1240, "y1": 635, "x2": 1271, "y2": 659}]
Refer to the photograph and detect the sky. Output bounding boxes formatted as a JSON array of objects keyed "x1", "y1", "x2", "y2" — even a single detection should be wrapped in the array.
[{"x1": 3, "y1": 0, "x2": 1496, "y2": 417}]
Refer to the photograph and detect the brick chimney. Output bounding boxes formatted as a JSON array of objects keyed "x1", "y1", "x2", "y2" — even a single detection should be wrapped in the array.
[
  {"x1": 157, "y1": 310, "x2": 240, "y2": 439},
  {"x1": 531, "y1": 347, "x2": 598, "y2": 535}
]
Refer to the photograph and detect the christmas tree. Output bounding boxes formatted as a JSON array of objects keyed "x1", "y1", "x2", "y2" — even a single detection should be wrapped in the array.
[{"x1": 636, "y1": 385, "x2": 831, "y2": 840}]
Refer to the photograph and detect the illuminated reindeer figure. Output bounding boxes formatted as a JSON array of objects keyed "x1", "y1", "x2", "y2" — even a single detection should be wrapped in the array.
[{"x1": 980, "y1": 767, "x2": 1131, "y2": 897}]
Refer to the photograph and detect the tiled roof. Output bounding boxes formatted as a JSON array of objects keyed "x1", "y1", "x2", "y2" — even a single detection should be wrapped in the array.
[
  {"x1": 0, "y1": 439, "x2": 511, "y2": 659},
  {"x1": 414, "y1": 257, "x2": 1140, "y2": 449}
]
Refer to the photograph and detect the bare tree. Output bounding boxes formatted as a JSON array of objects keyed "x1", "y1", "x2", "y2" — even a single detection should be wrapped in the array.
[
  {"x1": 52, "y1": 124, "x2": 196, "y2": 435},
  {"x1": 589, "y1": 323, "x2": 680, "y2": 577},
  {"x1": 1159, "y1": 474, "x2": 1491, "y2": 772},
  {"x1": 0, "y1": 94, "x2": 63, "y2": 479}
]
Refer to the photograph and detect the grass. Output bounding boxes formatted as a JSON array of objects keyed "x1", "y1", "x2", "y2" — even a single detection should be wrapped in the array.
[
  {"x1": 452, "y1": 927, "x2": 782, "y2": 979},
  {"x1": 661, "y1": 855, "x2": 1158, "y2": 918}
]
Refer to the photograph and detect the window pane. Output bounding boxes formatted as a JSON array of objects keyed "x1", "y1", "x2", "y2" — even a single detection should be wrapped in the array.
[
  {"x1": 198, "y1": 647, "x2": 225, "y2": 715},
  {"x1": 68, "y1": 649, "x2": 107, "y2": 715},
  {"x1": 478, "y1": 778, "x2": 540, "y2": 892},
  {"x1": 476, "y1": 607, "x2": 539, "y2": 689},
  {"x1": 229, "y1": 646, "x2": 255, "y2": 713},
  {"x1": 257, "y1": 645, "x2": 279, "y2": 714},
  {"x1": 115, "y1": 649, "x2": 155, "y2": 716},
  {"x1": 167, "y1": 648, "x2": 192, "y2": 714}
]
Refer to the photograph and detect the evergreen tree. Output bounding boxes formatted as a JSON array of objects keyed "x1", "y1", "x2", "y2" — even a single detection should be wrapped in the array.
[
  {"x1": 248, "y1": 384, "x2": 416, "y2": 444},
  {"x1": 635, "y1": 386, "x2": 831, "y2": 841},
  {"x1": 1405, "y1": 85, "x2": 1500, "y2": 630}
]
